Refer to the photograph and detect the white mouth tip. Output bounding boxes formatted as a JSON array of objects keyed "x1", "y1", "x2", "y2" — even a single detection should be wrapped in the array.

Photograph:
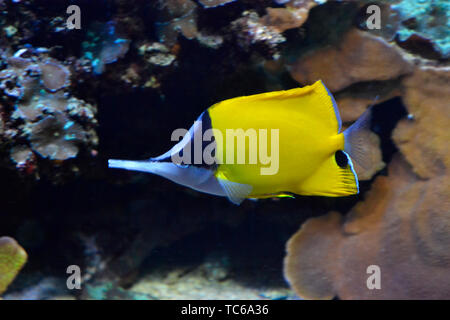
[
  {"x1": 108, "y1": 159, "x2": 156, "y2": 173},
  {"x1": 108, "y1": 159, "x2": 126, "y2": 169}
]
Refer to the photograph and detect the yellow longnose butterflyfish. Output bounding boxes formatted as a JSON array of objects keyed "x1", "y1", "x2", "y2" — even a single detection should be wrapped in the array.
[{"x1": 109, "y1": 80, "x2": 378, "y2": 204}]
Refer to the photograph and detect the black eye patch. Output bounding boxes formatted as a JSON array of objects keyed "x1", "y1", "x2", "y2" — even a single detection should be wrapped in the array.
[{"x1": 335, "y1": 150, "x2": 348, "y2": 168}]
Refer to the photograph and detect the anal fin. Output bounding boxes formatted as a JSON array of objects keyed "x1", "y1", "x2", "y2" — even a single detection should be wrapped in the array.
[
  {"x1": 216, "y1": 175, "x2": 253, "y2": 205},
  {"x1": 298, "y1": 151, "x2": 358, "y2": 197}
]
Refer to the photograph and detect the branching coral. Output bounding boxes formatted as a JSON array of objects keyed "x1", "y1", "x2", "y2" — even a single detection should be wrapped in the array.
[
  {"x1": 0, "y1": 237, "x2": 28, "y2": 295},
  {"x1": 232, "y1": 11, "x2": 286, "y2": 52},
  {"x1": 138, "y1": 43, "x2": 176, "y2": 67}
]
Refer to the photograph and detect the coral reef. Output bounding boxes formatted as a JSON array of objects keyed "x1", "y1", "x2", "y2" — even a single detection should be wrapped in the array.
[
  {"x1": 391, "y1": 0, "x2": 449, "y2": 58},
  {"x1": 39, "y1": 59, "x2": 70, "y2": 92},
  {"x1": 284, "y1": 155, "x2": 450, "y2": 299},
  {"x1": 0, "y1": 0, "x2": 448, "y2": 301},
  {"x1": 0, "y1": 48, "x2": 98, "y2": 178},
  {"x1": 261, "y1": 0, "x2": 322, "y2": 33},
  {"x1": 3, "y1": 277, "x2": 73, "y2": 300},
  {"x1": 288, "y1": 28, "x2": 413, "y2": 92},
  {"x1": 154, "y1": 0, "x2": 235, "y2": 47},
  {"x1": 283, "y1": 61, "x2": 449, "y2": 299},
  {"x1": 0, "y1": 237, "x2": 27, "y2": 295},
  {"x1": 82, "y1": 22, "x2": 130, "y2": 75},
  {"x1": 128, "y1": 264, "x2": 293, "y2": 300},
  {"x1": 29, "y1": 112, "x2": 87, "y2": 160},
  {"x1": 232, "y1": 10, "x2": 287, "y2": 52},
  {"x1": 138, "y1": 42, "x2": 176, "y2": 68},
  {"x1": 393, "y1": 66, "x2": 450, "y2": 179}
]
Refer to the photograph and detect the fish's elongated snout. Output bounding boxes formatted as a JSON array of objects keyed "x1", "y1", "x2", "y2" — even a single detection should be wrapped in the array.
[
  {"x1": 108, "y1": 158, "x2": 226, "y2": 198},
  {"x1": 108, "y1": 159, "x2": 154, "y2": 172},
  {"x1": 108, "y1": 159, "x2": 124, "y2": 168}
]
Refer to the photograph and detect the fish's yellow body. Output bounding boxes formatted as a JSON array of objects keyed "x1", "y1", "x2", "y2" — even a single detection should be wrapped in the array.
[
  {"x1": 108, "y1": 80, "x2": 374, "y2": 205},
  {"x1": 208, "y1": 81, "x2": 357, "y2": 198}
]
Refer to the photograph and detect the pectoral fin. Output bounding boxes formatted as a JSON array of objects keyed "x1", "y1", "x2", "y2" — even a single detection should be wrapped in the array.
[{"x1": 216, "y1": 174, "x2": 253, "y2": 205}]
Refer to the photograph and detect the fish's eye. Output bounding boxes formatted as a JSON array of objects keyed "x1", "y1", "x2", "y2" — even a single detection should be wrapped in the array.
[{"x1": 335, "y1": 150, "x2": 348, "y2": 168}]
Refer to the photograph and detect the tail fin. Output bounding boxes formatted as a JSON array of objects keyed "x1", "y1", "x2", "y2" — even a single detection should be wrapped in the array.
[{"x1": 343, "y1": 107, "x2": 384, "y2": 180}]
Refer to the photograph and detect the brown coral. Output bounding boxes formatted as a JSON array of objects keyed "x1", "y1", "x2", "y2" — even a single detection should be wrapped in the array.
[
  {"x1": 156, "y1": 0, "x2": 197, "y2": 21},
  {"x1": 29, "y1": 112, "x2": 86, "y2": 160},
  {"x1": 156, "y1": 0, "x2": 198, "y2": 46},
  {"x1": 288, "y1": 29, "x2": 413, "y2": 92},
  {"x1": 393, "y1": 66, "x2": 450, "y2": 179},
  {"x1": 284, "y1": 155, "x2": 450, "y2": 299},
  {"x1": 284, "y1": 63, "x2": 450, "y2": 300},
  {"x1": 260, "y1": 0, "x2": 319, "y2": 33},
  {"x1": 39, "y1": 59, "x2": 71, "y2": 92},
  {"x1": 232, "y1": 11, "x2": 286, "y2": 51}
]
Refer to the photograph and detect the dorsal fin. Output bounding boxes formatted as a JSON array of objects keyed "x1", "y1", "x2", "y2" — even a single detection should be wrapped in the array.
[
  {"x1": 209, "y1": 80, "x2": 342, "y2": 135},
  {"x1": 320, "y1": 81, "x2": 342, "y2": 133}
]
